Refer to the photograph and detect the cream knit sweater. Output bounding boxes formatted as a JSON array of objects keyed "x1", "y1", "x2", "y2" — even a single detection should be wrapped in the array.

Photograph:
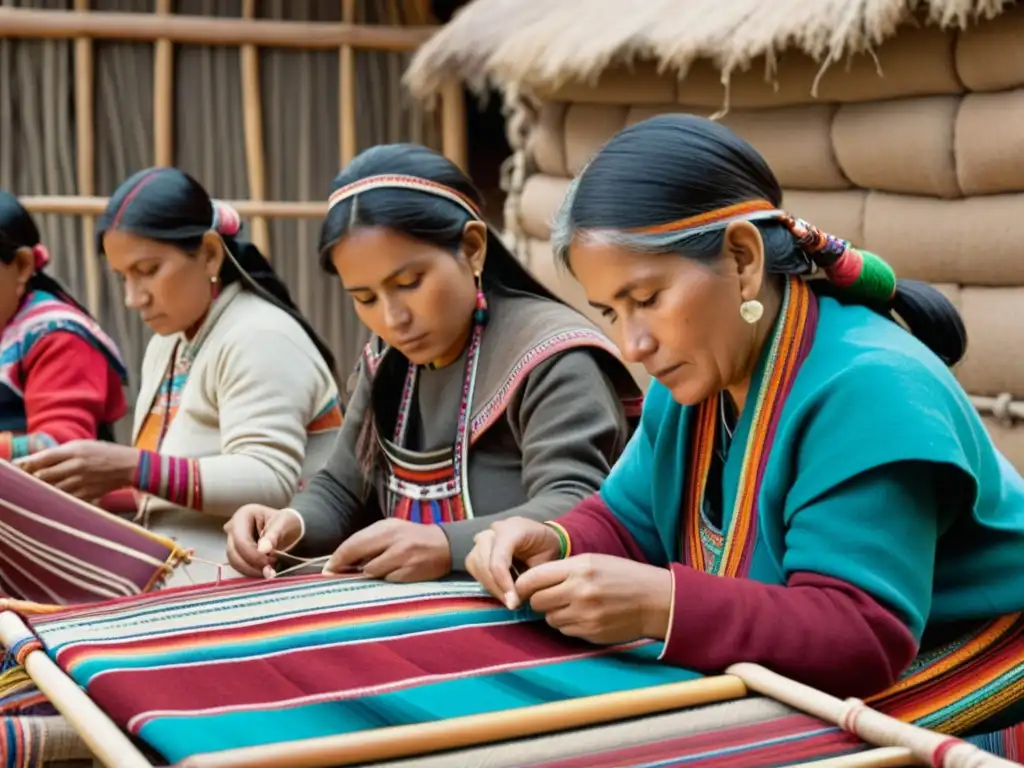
[{"x1": 133, "y1": 283, "x2": 340, "y2": 583}]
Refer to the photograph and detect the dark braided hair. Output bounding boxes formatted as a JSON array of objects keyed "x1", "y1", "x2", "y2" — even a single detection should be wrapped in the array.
[
  {"x1": 97, "y1": 167, "x2": 337, "y2": 374},
  {"x1": 553, "y1": 114, "x2": 966, "y2": 366}
]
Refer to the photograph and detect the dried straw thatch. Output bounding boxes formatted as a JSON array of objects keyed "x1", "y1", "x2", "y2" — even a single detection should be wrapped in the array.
[{"x1": 404, "y1": 0, "x2": 1014, "y2": 99}]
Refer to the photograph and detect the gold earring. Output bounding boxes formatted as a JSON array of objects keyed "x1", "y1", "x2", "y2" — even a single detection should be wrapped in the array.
[{"x1": 740, "y1": 299, "x2": 764, "y2": 324}]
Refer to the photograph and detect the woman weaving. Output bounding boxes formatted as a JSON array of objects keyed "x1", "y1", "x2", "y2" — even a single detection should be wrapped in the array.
[
  {"x1": 468, "y1": 115, "x2": 1024, "y2": 741},
  {"x1": 0, "y1": 190, "x2": 128, "y2": 462},
  {"x1": 18, "y1": 168, "x2": 342, "y2": 583},
  {"x1": 225, "y1": 144, "x2": 641, "y2": 583}
]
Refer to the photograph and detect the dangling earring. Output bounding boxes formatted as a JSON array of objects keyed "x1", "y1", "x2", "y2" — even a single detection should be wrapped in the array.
[
  {"x1": 740, "y1": 299, "x2": 764, "y2": 324},
  {"x1": 473, "y1": 271, "x2": 489, "y2": 326},
  {"x1": 210, "y1": 275, "x2": 221, "y2": 301}
]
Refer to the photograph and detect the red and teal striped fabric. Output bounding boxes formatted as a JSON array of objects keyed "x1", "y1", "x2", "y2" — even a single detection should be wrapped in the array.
[
  {"x1": 522, "y1": 711, "x2": 869, "y2": 767},
  {"x1": 25, "y1": 574, "x2": 703, "y2": 764}
]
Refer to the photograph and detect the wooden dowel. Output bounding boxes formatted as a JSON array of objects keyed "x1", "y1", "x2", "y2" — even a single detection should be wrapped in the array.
[
  {"x1": 19, "y1": 195, "x2": 327, "y2": 218},
  {"x1": 728, "y1": 663, "x2": 1019, "y2": 768},
  {"x1": 240, "y1": 0, "x2": 270, "y2": 254},
  {"x1": 153, "y1": 0, "x2": 174, "y2": 167},
  {"x1": 339, "y1": 0, "x2": 357, "y2": 166},
  {"x1": 177, "y1": 676, "x2": 747, "y2": 768},
  {"x1": 440, "y1": 77, "x2": 467, "y2": 171},
  {"x1": 0, "y1": 612, "x2": 153, "y2": 768},
  {"x1": 0, "y1": 7, "x2": 436, "y2": 50},
  {"x1": 72, "y1": 0, "x2": 101, "y2": 316}
]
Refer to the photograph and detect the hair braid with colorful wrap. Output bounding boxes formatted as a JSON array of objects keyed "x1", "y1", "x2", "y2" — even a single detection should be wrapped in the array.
[{"x1": 551, "y1": 114, "x2": 966, "y2": 366}]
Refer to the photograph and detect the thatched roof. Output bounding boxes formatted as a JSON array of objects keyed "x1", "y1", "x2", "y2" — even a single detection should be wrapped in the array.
[{"x1": 404, "y1": 0, "x2": 1012, "y2": 99}]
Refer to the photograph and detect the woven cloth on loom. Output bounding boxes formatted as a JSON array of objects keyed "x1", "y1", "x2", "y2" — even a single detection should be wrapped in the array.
[
  {"x1": 0, "y1": 460, "x2": 184, "y2": 608},
  {"x1": 25, "y1": 575, "x2": 706, "y2": 763},
  {"x1": 0, "y1": 459, "x2": 186, "y2": 719},
  {"x1": 1, "y1": 715, "x2": 94, "y2": 766}
]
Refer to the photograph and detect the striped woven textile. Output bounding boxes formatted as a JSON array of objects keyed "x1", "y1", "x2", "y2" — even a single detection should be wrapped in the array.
[
  {"x1": 1, "y1": 715, "x2": 94, "y2": 767},
  {"x1": 0, "y1": 460, "x2": 185, "y2": 608},
  {"x1": 25, "y1": 575, "x2": 710, "y2": 764},
  {"x1": 360, "y1": 697, "x2": 874, "y2": 768}
]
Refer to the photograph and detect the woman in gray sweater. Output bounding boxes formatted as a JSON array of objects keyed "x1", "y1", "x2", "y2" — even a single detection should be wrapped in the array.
[{"x1": 224, "y1": 144, "x2": 641, "y2": 582}]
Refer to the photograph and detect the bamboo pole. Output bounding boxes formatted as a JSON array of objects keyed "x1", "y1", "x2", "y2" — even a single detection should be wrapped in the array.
[
  {"x1": 440, "y1": 77, "x2": 467, "y2": 171},
  {"x1": 178, "y1": 676, "x2": 747, "y2": 768},
  {"x1": 240, "y1": 0, "x2": 270, "y2": 253},
  {"x1": 339, "y1": 0, "x2": 358, "y2": 166},
  {"x1": 153, "y1": 0, "x2": 174, "y2": 167},
  {"x1": 20, "y1": 195, "x2": 326, "y2": 218},
  {"x1": 0, "y1": 7, "x2": 435, "y2": 50},
  {"x1": 73, "y1": 0, "x2": 101, "y2": 317},
  {"x1": 0, "y1": 612, "x2": 153, "y2": 768}
]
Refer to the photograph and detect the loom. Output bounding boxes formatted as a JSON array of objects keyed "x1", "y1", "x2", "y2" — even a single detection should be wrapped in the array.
[{"x1": 0, "y1": 460, "x2": 1019, "y2": 768}]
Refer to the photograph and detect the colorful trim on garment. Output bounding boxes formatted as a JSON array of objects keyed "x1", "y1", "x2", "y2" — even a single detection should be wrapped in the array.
[
  {"x1": 468, "y1": 328, "x2": 625, "y2": 442},
  {"x1": 362, "y1": 329, "x2": 639, "y2": 445},
  {"x1": 133, "y1": 450, "x2": 203, "y2": 511},
  {"x1": 684, "y1": 277, "x2": 818, "y2": 578},
  {"x1": 866, "y1": 611, "x2": 1024, "y2": 735},
  {"x1": 0, "y1": 290, "x2": 127, "y2": 401},
  {"x1": 0, "y1": 433, "x2": 56, "y2": 462},
  {"x1": 306, "y1": 394, "x2": 343, "y2": 434},
  {"x1": 384, "y1": 318, "x2": 486, "y2": 521}
]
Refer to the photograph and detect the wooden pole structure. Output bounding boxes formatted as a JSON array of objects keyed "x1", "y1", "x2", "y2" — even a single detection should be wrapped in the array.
[
  {"x1": 339, "y1": 0, "x2": 358, "y2": 167},
  {"x1": 0, "y1": 7, "x2": 434, "y2": 50},
  {"x1": 153, "y1": 0, "x2": 174, "y2": 168},
  {"x1": 19, "y1": 196, "x2": 326, "y2": 218},
  {"x1": 440, "y1": 78, "x2": 467, "y2": 171},
  {"x1": 240, "y1": 0, "x2": 270, "y2": 254},
  {"x1": 73, "y1": 0, "x2": 101, "y2": 316}
]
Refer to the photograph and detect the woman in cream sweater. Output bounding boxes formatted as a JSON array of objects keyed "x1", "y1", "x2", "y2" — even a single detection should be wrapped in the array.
[{"x1": 19, "y1": 168, "x2": 342, "y2": 583}]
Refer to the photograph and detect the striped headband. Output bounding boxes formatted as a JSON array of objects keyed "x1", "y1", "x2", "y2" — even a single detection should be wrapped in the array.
[
  {"x1": 629, "y1": 200, "x2": 783, "y2": 238},
  {"x1": 326, "y1": 174, "x2": 483, "y2": 221},
  {"x1": 627, "y1": 198, "x2": 897, "y2": 302}
]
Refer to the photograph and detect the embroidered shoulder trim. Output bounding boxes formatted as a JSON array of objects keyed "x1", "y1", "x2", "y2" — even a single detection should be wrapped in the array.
[{"x1": 469, "y1": 328, "x2": 622, "y2": 443}]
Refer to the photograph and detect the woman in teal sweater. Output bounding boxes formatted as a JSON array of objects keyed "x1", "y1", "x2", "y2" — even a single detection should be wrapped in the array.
[{"x1": 467, "y1": 114, "x2": 1024, "y2": 748}]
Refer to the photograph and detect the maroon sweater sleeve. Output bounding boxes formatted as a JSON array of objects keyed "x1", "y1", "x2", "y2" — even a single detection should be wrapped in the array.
[{"x1": 552, "y1": 493, "x2": 918, "y2": 699}]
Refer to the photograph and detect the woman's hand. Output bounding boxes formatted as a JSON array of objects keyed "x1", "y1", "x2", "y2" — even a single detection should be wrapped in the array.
[
  {"x1": 465, "y1": 516, "x2": 563, "y2": 609},
  {"x1": 224, "y1": 505, "x2": 304, "y2": 579},
  {"x1": 322, "y1": 518, "x2": 452, "y2": 582},
  {"x1": 16, "y1": 441, "x2": 139, "y2": 504},
  {"x1": 516, "y1": 555, "x2": 673, "y2": 645}
]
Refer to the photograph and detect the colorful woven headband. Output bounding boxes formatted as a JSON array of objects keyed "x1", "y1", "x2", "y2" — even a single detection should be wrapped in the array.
[
  {"x1": 326, "y1": 174, "x2": 483, "y2": 221},
  {"x1": 632, "y1": 200, "x2": 897, "y2": 304}
]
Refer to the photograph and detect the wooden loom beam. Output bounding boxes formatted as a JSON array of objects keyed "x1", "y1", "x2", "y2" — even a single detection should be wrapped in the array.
[
  {"x1": 153, "y1": 0, "x2": 174, "y2": 168},
  {"x1": 0, "y1": 7, "x2": 436, "y2": 51},
  {"x1": 18, "y1": 195, "x2": 326, "y2": 219},
  {"x1": 72, "y1": 0, "x2": 101, "y2": 317},
  {"x1": 339, "y1": 0, "x2": 358, "y2": 167},
  {"x1": 240, "y1": 0, "x2": 270, "y2": 254}
]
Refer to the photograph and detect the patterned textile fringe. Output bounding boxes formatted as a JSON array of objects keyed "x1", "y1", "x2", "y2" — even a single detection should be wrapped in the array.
[{"x1": 1, "y1": 716, "x2": 93, "y2": 767}]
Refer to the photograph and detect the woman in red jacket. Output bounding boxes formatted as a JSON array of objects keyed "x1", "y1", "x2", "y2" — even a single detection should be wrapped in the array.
[{"x1": 0, "y1": 190, "x2": 128, "y2": 462}]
